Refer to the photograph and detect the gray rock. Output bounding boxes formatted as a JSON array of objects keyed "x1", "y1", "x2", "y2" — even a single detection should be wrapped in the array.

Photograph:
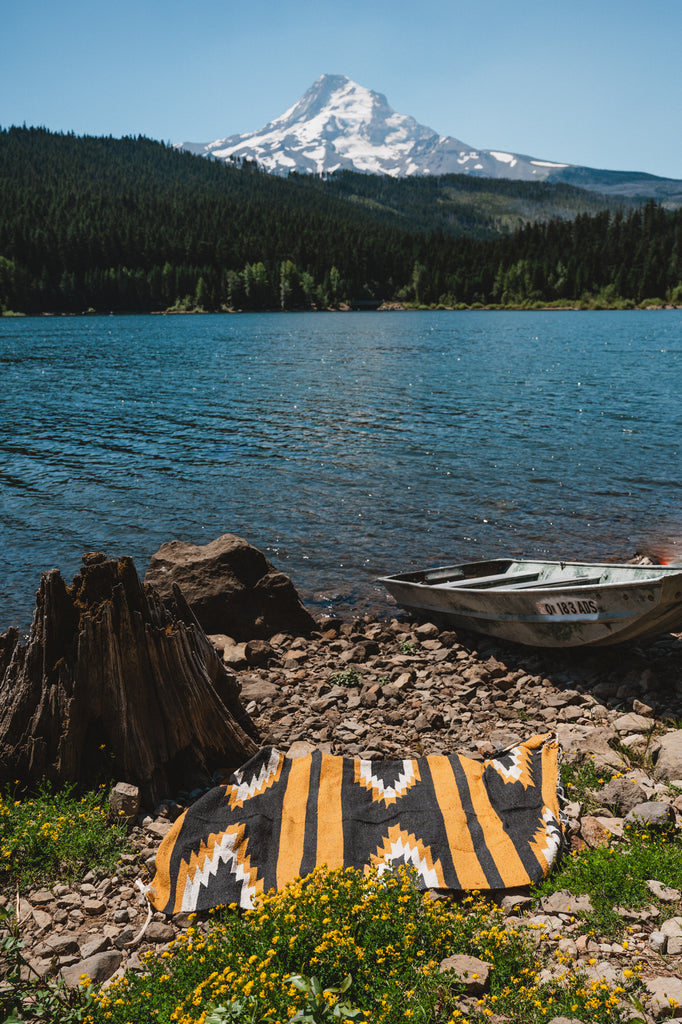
[
  {"x1": 660, "y1": 916, "x2": 682, "y2": 937},
  {"x1": 624, "y1": 802, "x2": 674, "y2": 828},
  {"x1": 239, "y1": 676, "x2": 280, "y2": 702},
  {"x1": 556, "y1": 725, "x2": 623, "y2": 768},
  {"x1": 222, "y1": 643, "x2": 248, "y2": 667},
  {"x1": 646, "y1": 879, "x2": 682, "y2": 902},
  {"x1": 598, "y1": 777, "x2": 648, "y2": 814},
  {"x1": 113, "y1": 927, "x2": 137, "y2": 949},
  {"x1": 439, "y1": 954, "x2": 492, "y2": 994},
  {"x1": 61, "y1": 950, "x2": 123, "y2": 988},
  {"x1": 414, "y1": 622, "x2": 440, "y2": 639},
  {"x1": 545, "y1": 1018, "x2": 586, "y2": 1024},
  {"x1": 145, "y1": 819, "x2": 173, "y2": 839},
  {"x1": 653, "y1": 730, "x2": 682, "y2": 782},
  {"x1": 613, "y1": 713, "x2": 655, "y2": 734},
  {"x1": 590, "y1": 815, "x2": 625, "y2": 838},
  {"x1": 108, "y1": 781, "x2": 141, "y2": 826},
  {"x1": 539, "y1": 890, "x2": 594, "y2": 915},
  {"x1": 31, "y1": 908, "x2": 52, "y2": 932},
  {"x1": 45, "y1": 934, "x2": 80, "y2": 956},
  {"x1": 79, "y1": 936, "x2": 111, "y2": 959},
  {"x1": 245, "y1": 639, "x2": 276, "y2": 666},
  {"x1": 30, "y1": 889, "x2": 55, "y2": 905},
  {"x1": 500, "y1": 894, "x2": 532, "y2": 912},
  {"x1": 82, "y1": 898, "x2": 106, "y2": 916},
  {"x1": 286, "y1": 740, "x2": 317, "y2": 758},
  {"x1": 648, "y1": 931, "x2": 667, "y2": 954},
  {"x1": 644, "y1": 975, "x2": 682, "y2": 1020},
  {"x1": 579, "y1": 816, "x2": 611, "y2": 848},
  {"x1": 145, "y1": 921, "x2": 176, "y2": 943}
]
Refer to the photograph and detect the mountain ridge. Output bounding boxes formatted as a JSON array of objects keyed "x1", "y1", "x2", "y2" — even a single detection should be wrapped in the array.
[{"x1": 180, "y1": 74, "x2": 682, "y2": 203}]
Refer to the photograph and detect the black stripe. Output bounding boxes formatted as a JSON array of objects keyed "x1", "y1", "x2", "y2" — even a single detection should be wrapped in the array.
[
  {"x1": 483, "y1": 749, "x2": 552, "y2": 883},
  {"x1": 298, "y1": 749, "x2": 323, "y2": 877},
  {"x1": 449, "y1": 754, "x2": 505, "y2": 889},
  {"x1": 417, "y1": 758, "x2": 461, "y2": 888}
]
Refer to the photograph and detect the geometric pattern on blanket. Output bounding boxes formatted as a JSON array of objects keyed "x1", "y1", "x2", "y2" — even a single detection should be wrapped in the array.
[{"x1": 148, "y1": 732, "x2": 563, "y2": 914}]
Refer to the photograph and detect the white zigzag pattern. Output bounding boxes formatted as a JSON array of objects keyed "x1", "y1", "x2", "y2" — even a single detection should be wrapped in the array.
[
  {"x1": 181, "y1": 830, "x2": 258, "y2": 911},
  {"x1": 230, "y1": 748, "x2": 282, "y2": 805},
  {"x1": 376, "y1": 835, "x2": 441, "y2": 888},
  {"x1": 535, "y1": 806, "x2": 563, "y2": 866},
  {"x1": 491, "y1": 748, "x2": 524, "y2": 782},
  {"x1": 358, "y1": 759, "x2": 416, "y2": 802}
]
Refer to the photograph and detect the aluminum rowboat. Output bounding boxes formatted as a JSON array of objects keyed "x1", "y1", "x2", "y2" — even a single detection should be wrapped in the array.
[{"x1": 378, "y1": 558, "x2": 682, "y2": 648}]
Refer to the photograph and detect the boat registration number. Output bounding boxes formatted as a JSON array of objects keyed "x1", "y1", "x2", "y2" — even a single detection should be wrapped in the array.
[{"x1": 536, "y1": 596, "x2": 600, "y2": 618}]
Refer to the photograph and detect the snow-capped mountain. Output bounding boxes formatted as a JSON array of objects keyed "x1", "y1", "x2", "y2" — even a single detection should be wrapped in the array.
[
  {"x1": 180, "y1": 74, "x2": 569, "y2": 180},
  {"x1": 179, "y1": 74, "x2": 682, "y2": 201}
]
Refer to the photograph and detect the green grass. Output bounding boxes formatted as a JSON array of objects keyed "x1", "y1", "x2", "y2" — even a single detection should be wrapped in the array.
[
  {"x1": 534, "y1": 820, "x2": 682, "y2": 939},
  {"x1": 0, "y1": 781, "x2": 129, "y2": 890},
  {"x1": 560, "y1": 759, "x2": 616, "y2": 809}
]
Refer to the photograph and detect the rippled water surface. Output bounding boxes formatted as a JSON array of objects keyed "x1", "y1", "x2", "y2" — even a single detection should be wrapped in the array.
[{"x1": 1, "y1": 310, "x2": 681, "y2": 630}]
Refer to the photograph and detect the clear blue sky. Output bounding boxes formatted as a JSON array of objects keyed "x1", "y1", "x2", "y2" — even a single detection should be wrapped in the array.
[{"x1": 2, "y1": 0, "x2": 681, "y2": 179}]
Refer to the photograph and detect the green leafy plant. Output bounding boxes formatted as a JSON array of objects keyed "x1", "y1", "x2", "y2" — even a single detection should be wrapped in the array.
[
  {"x1": 0, "y1": 781, "x2": 129, "y2": 890},
  {"x1": 560, "y1": 758, "x2": 616, "y2": 809},
  {"x1": 329, "y1": 669, "x2": 361, "y2": 688},
  {"x1": 398, "y1": 638, "x2": 417, "y2": 655},
  {"x1": 289, "y1": 974, "x2": 364, "y2": 1022}
]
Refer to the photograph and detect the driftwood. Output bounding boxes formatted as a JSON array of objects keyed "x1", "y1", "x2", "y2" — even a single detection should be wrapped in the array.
[{"x1": 0, "y1": 553, "x2": 259, "y2": 807}]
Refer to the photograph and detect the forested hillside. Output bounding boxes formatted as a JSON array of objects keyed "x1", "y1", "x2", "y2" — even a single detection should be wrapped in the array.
[{"x1": 1, "y1": 126, "x2": 681, "y2": 313}]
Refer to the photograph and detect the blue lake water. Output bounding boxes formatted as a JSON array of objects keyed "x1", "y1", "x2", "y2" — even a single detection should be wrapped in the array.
[{"x1": 1, "y1": 310, "x2": 681, "y2": 632}]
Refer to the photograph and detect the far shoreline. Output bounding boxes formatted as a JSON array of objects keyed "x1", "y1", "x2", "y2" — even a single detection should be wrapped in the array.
[{"x1": 3, "y1": 303, "x2": 682, "y2": 318}]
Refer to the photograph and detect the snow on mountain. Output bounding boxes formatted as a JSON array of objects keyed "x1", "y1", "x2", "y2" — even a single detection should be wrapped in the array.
[
  {"x1": 179, "y1": 74, "x2": 682, "y2": 200},
  {"x1": 180, "y1": 74, "x2": 569, "y2": 181}
]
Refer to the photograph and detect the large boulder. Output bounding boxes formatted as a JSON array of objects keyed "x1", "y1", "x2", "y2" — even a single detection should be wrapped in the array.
[{"x1": 145, "y1": 534, "x2": 316, "y2": 640}]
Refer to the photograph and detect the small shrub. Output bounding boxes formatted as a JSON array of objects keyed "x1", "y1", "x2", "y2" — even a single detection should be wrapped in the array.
[
  {"x1": 0, "y1": 781, "x2": 129, "y2": 890},
  {"x1": 560, "y1": 758, "x2": 615, "y2": 808},
  {"x1": 398, "y1": 638, "x2": 417, "y2": 655},
  {"x1": 329, "y1": 669, "x2": 361, "y2": 688}
]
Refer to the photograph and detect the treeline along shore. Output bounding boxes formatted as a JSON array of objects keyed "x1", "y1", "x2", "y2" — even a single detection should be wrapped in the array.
[{"x1": 1, "y1": 126, "x2": 682, "y2": 315}]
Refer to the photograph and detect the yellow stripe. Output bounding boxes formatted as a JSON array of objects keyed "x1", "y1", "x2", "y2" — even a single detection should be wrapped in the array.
[
  {"x1": 146, "y1": 811, "x2": 188, "y2": 912},
  {"x1": 276, "y1": 754, "x2": 312, "y2": 887},
  {"x1": 459, "y1": 755, "x2": 530, "y2": 888},
  {"x1": 540, "y1": 734, "x2": 561, "y2": 823},
  {"x1": 427, "y1": 755, "x2": 488, "y2": 888},
  {"x1": 315, "y1": 752, "x2": 345, "y2": 869}
]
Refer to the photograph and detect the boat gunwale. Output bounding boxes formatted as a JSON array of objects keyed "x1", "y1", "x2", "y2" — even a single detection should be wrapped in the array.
[{"x1": 379, "y1": 559, "x2": 682, "y2": 595}]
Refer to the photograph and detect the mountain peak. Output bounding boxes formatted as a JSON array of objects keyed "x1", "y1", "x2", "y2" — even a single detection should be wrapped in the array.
[
  {"x1": 181, "y1": 74, "x2": 473, "y2": 177},
  {"x1": 182, "y1": 75, "x2": 682, "y2": 199}
]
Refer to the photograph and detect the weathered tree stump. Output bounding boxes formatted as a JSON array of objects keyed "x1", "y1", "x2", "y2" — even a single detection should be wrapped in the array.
[{"x1": 0, "y1": 553, "x2": 259, "y2": 807}]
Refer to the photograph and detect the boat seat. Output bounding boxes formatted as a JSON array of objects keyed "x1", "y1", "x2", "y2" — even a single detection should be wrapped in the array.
[
  {"x1": 433, "y1": 570, "x2": 540, "y2": 590},
  {"x1": 505, "y1": 574, "x2": 604, "y2": 590}
]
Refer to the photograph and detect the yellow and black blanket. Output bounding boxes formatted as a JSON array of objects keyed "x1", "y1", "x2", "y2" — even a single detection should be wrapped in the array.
[{"x1": 149, "y1": 733, "x2": 563, "y2": 914}]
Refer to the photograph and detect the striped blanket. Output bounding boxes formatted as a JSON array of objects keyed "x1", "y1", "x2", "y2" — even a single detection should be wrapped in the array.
[{"x1": 149, "y1": 733, "x2": 563, "y2": 914}]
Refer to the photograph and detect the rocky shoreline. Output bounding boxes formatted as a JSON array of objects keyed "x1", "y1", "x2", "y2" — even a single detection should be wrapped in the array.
[{"x1": 6, "y1": 612, "x2": 682, "y2": 1020}]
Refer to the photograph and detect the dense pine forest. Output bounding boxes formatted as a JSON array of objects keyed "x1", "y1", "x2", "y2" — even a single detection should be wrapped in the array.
[{"x1": 1, "y1": 125, "x2": 682, "y2": 314}]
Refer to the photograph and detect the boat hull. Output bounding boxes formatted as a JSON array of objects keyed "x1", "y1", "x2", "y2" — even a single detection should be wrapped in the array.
[{"x1": 379, "y1": 559, "x2": 682, "y2": 648}]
